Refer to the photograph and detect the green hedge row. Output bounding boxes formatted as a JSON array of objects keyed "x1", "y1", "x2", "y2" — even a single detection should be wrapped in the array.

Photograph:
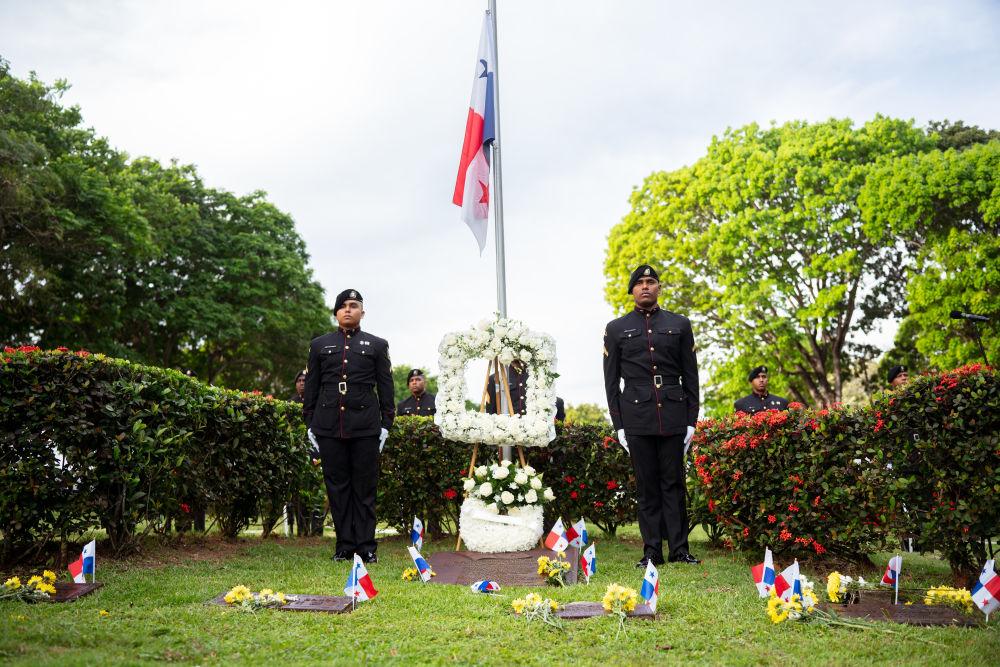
[
  {"x1": 693, "y1": 363, "x2": 999, "y2": 581},
  {"x1": 0, "y1": 348, "x2": 638, "y2": 564}
]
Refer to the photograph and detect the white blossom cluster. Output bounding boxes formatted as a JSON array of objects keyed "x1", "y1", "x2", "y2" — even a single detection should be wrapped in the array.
[
  {"x1": 459, "y1": 497, "x2": 544, "y2": 553},
  {"x1": 434, "y1": 316, "x2": 558, "y2": 448},
  {"x1": 462, "y1": 460, "x2": 555, "y2": 515}
]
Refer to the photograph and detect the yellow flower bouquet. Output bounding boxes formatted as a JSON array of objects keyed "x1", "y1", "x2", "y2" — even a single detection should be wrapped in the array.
[
  {"x1": 223, "y1": 585, "x2": 291, "y2": 611},
  {"x1": 602, "y1": 583, "x2": 639, "y2": 636},
  {"x1": 923, "y1": 586, "x2": 974, "y2": 614},
  {"x1": 2, "y1": 570, "x2": 57, "y2": 603},
  {"x1": 511, "y1": 592, "x2": 563, "y2": 630},
  {"x1": 537, "y1": 552, "x2": 572, "y2": 587}
]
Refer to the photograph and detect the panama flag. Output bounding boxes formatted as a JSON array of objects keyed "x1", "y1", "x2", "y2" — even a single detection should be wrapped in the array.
[
  {"x1": 411, "y1": 516, "x2": 424, "y2": 551},
  {"x1": 971, "y1": 559, "x2": 1000, "y2": 617},
  {"x1": 407, "y1": 546, "x2": 433, "y2": 583},
  {"x1": 343, "y1": 554, "x2": 378, "y2": 601},
  {"x1": 470, "y1": 580, "x2": 501, "y2": 593},
  {"x1": 67, "y1": 540, "x2": 96, "y2": 583},
  {"x1": 774, "y1": 560, "x2": 801, "y2": 601},
  {"x1": 639, "y1": 559, "x2": 659, "y2": 613},
  {"x1": 452, "y1": 11, "x2": 496, "y2": 253},
  {"x1": 750, "y1": 547, "x2": 776, "y2": 598},
  {"x1": 544, "y1": 517, "x2": 569, "y2": 552},
  {"x1": 580, "y1": 543, "x2": 597, "y2": 581},
  {"x1": 881, "y1": 555, "x2": 902, "y2": 586},
  {"x1": 567, "y1": 518, "x2": 588, "y2": 548}
]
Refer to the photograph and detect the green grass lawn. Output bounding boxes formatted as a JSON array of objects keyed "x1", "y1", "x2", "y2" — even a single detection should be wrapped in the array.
[{"x1": 1, "y1": 527, "x2": 997, "y2": 666}]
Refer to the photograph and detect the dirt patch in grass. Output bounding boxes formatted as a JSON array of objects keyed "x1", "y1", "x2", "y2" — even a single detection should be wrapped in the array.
[{"x1": 111, "y1": 535, "x2": 255, "y2": 571}]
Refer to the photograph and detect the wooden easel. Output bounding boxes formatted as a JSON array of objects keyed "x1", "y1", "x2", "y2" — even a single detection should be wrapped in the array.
[{"x1": 455, "y1": 357, "x2": 529, "y2": 551}]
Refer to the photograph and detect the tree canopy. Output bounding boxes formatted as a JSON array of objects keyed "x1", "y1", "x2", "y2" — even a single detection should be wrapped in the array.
[
  {"x1": 0, "y1": 60, "x2": 331, "y2": 394},
  {"x1": 606, "y1": 116, "x2": 998, "y2": 413}
]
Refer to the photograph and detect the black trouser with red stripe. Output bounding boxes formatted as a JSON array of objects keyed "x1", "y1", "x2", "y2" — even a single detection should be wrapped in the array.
[
  {"x1": 316, "y1": 434, "x2": 380, "y2": 555},
  {"x1": 628, "y1": 433, "x2": 688, "y2": 561}
]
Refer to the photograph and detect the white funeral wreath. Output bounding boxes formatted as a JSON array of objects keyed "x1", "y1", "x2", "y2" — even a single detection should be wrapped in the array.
[{"x1": 434, "y1": 316, "x2": 558, "y2": 448}]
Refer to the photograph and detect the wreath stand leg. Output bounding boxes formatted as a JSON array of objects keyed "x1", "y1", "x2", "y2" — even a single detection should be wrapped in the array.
[{"x1": 456, "y1": 357, "x2": 532, "y2": 552}]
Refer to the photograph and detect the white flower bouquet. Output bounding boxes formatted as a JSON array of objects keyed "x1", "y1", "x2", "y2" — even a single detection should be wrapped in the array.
[{"x1": 463, "y1": 460, "x2": 554, "y2": 515}]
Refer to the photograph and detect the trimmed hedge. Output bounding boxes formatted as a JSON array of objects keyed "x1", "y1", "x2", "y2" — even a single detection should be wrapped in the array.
[{"x1": 693, "y1": 363, "x2": 999, "y2": 581}]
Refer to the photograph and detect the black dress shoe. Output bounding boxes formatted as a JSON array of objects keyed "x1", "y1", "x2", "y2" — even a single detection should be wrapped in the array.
[
  {"x1": 331, "y1": 551, "x2": 352, "y2": 562},
  {"x1": 668, "y1": 552, "x2": 701, "y2": 564},
  {"x1": 635, "y1": 555, "x2": 665, "y2": 569},
  {"x1": 360, "y1": 551, "x2": 378, "y2": 564}
]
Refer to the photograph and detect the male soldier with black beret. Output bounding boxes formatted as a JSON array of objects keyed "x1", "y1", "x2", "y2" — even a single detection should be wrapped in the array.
[
  {"x1": 887, "y1": 365, "x2": 908, "y2": 389},
  {"x1": 303, "y1": 289, "x2": 395, "y2": 563},
  {"x1": 603, "y1": 264, "x2": 701, "y2": 567},
  {"x1": 397, "y1": 368, "x2": 436, "y2": 416},
  {"x1": 734, "y1": 366, "x2": 789, "y2": 414}
]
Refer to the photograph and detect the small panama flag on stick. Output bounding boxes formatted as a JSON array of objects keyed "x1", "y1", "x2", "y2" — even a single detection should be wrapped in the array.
[
  {"x1": 751, "y1": 547, "x2": 776, "y2": 598},
  {"x1": 544, "y1": 517, "x2": 569, "y2": 552},
  {"x1": 407, "y1": 546, "x2": 433, "y2": 583},
  {"x1": 640, "y1": 559, "x2": 659, "y2": 613},
  {"x1": 344, "y1": 554, "x2": 378, "y2": 609},
  {"x1": 773, "y1": 560, "x2": 801, "y2": 602},
  {"x1": 566, "y1": 518, "x2": 587, "y2": 548},
  {"x1": 580, "y1": 543, "x2": 597, "y2": 583},
  {"x1": 881, "y1": 555, "x2": 902, "y2": 604},
  {"x1": 970, "y1": 559, "x2": 999, "y2": 621},
  {"x1": 67, "y1": 540, "x2": 96, "y2": 583},
  {"x1": 411, "y1": 516, "x2": 424, "y2": 551}
]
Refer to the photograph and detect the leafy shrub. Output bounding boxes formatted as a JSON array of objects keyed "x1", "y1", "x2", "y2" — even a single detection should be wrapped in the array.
[{"x1": 874, "y1": 363, "x2": 1000, "y2": 583}]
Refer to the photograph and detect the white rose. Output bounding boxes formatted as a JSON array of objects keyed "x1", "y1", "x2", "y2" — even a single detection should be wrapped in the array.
[
  {"x1": 485, "y1": 502, "x2": 499, "y2": 514},
  {"x1": 501, "y1": 491, "x2": 515, "y2": 505},
  {"x1": 525, "y1": 489, "x2": 538, "y2": 504},
  {"x1": 543, "y1": 487, "x2": 555, "y2": 501},
  {"x1": 479, "y1": 482, "x2": 493, "y2": 497},
  {"x1": 523, "y1": 466, "x2": 536, "y2": 476},
  {"x1": 500, "y1": 459, "x2": 512, "y2": 467},
  {"x1": 463, "y1": 478, "x2": 476, "y2": 492},
  {"x1": 493, "y1": 466, "x2": 509, "y2": 480},
  {"x1": 514, "y1": 473, "x2": 528, "y2": 485},
  {"x1": 530, "y1": 477, "x2": 542, "y2": 490},
  {"x1": 475, "y1": 466, "x2": 488, "y2": 478}
]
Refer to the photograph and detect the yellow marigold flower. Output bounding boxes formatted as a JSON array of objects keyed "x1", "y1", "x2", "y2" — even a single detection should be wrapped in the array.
[
  {"x1": 37, "y1": 582, "x2": 56, "y2": 595},
  {"x1": 511, "y1": 598, "x2": 526, "y2": 614},
  {"x1": 827, "y1": 572, "x2": 842, "y2": 602},
  {"x1": 4, "y1": 577, "x2": 21, "y2": 590},
  {"x1": 27, "y1": 575, "x2": 43, "y2": 587},
  {"x1": 99, "y1": 610, "x2": 110, "y2": 617},
  {"x1": 42, "y1": 570, "x2": 57, "y2": 583},
  {"x1": 556, "y1": 551, "x2": 566, "y2": 559},
  {"x1": 275, "y1": 592, "x2": 287, "y2": 604},
  {"x1": 549, "y1": 599, "x2": 559, "y2": 611},
  {"x1": 260, "y1": 588, "x2": 274, "y2": 597}
]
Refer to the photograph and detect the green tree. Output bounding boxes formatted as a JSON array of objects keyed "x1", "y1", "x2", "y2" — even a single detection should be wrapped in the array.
[
  {"x1": 564, "y1": 402, "x2": 609, "y2": 426},
  {"x1": 605, "y1": 117, "x2": 934, "y2": 413},
  {"x1": 860, "y1": 140, "x2": 1000, "y2": 370}
]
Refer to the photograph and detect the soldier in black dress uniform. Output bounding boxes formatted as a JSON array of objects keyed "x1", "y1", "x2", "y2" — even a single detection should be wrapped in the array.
[
  {"x1": 603, "y1": 264, "x2": 701, "y2": 567},
  {"x1": 887, "y1": 365, "x2": 908, "y2": 389},
  {"x1": 397, "y1": 368, "x2": 436, "y2": 416},
  {"x1": 303, "y1": 289, "x2": 395, "y2": 563},
  {"x1": 734, "y1": 366, "x2": 789, "y2": 414},
  {"x1": 485, "y1": 359, "x2": 529, "y2": 415}
]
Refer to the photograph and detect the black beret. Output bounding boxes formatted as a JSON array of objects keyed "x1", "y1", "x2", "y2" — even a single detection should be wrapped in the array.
[
  {"x1": 294, "y1": 368, "x2": 307, "y2": 382},
  {"x1": 627, "y1": 264, "x2": 659, "y2": 294},
  {"x1": 407, "y1": 369, "x2": 424, "y2": 381},
  {"x1": 747, "y1": 365, "x2": 768, "y2": 382},
  {"x1": 334, "y1": 288, "x2": 363, "y2": 314},
  {"x1": 887, "y1": 365, "x2": 906, "y2": 384}
]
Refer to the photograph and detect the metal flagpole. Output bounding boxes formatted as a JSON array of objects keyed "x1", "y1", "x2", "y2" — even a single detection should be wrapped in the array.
[
  {"x1": 488, "y1": 0, "x2": 507, "y2": 319},
  {"x1": 488, "y1": 0, "x2": 513, "y2": 463}
]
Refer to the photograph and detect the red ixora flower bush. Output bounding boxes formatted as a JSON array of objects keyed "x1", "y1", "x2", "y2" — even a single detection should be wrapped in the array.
[{"x1": 691, "y1": 363, "x2": 999, "y2": 577}]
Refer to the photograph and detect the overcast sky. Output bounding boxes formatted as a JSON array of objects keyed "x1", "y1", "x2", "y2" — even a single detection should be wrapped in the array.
[{"x1": 2, "y1": 0, "x2": 998, "y2": 405}]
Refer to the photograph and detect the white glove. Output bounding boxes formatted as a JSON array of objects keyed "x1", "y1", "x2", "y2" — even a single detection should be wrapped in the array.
[
  {"x1": 379, "y1": 428, "x2": 389, "y2": 453},
  {"x1": 616, "y1": 429, "x2": 630, "y2": 454},
  {"x1": 683, "y1": 426, "x2": 695, "y2": 456},
  {"x1": 307, "y1": 428, "x2": 318, "y2": 449}
]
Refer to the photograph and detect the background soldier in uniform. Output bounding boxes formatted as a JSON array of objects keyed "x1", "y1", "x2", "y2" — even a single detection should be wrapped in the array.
[
  {"x1": 887, "y1": 365, "x2": 908, "y2": 389},
  {"x1": 303, "y1": 289, "x2": 394, "y2": 563},
  {"x1": 603, "y1": 264, "x2": 700, "y2": 567},
  {"x1": 734, "y1": 365, "x2": 789, "y2": 414},
  {"x1": 486, "y1": 359, "x2": 529, "y2": 415},
  {"x1": 397, "y1": 368, "x2": 436, "y2": 416}
]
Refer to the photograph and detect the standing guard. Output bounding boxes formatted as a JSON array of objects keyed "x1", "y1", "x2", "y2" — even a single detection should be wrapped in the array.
[
  {"x1": 603, "y1": 264, "x2": 701, "y2": 567},
  {"x1": 734, "y1": 366, "x2": 789, "y2": 414},
  {"x1": 397, "y1": 368, "x2": 437, "y2": 416},
  {"x1": 303, "y1": 289, "x2": 394, "y2": 563}
]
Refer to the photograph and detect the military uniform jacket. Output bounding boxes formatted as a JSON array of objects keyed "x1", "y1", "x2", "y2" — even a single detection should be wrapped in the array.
[
  {"x1": 303, "y1": 328, "x2": 395, "y2": 438},
  {"x1": 397, "y1": 392, "x2": 436, "y2": 416},
  {"x1": 603, "y1": 306, "x2": 699, "y2": 436},
  {"x1": 486, "y1": 365, "x2": 528, "y2": 415},
  {"x1": 733, "y1": 393, "x2": 789, "y2": 415}
]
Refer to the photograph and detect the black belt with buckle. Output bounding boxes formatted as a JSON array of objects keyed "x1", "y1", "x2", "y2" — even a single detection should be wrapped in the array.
[{"x1": 628, "y1": 376, "x2": 680, "y2": 390}]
